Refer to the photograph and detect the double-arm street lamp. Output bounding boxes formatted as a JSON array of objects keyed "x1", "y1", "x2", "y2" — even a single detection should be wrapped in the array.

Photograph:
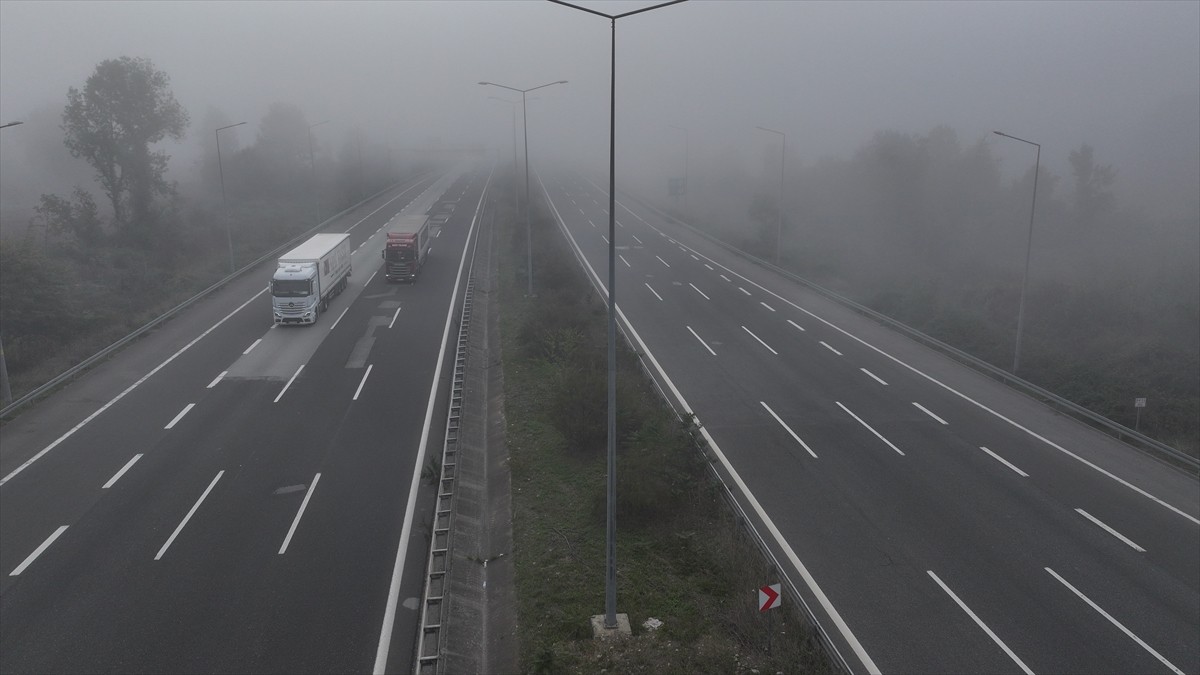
[
  {"x1": 755, "y1": 125, "x2": 786, "y2": 265},
  {"x1": 478, "y1": 79, "x2": 568, "y2": 297},
  {"x1": 308, "y1": 119, "x2": 330, "y2": 226},
  {"x1": 548, "y1": 0, "x2": 687, "y2": 633},
  {"x1": 993, "y1": 130, "x2": 1041, "y2": 375},
  {"x1": 215, "y1": 121, "x2": 247, "y2": 273},
  {"x1": 0, "y1": 120, "x2": 23, "y2": 406}
]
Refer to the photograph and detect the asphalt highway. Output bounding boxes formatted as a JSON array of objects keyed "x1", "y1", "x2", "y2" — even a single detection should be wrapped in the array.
[
  {"x1": 0, "y1": 164, "x2": 493, "y2": 673},
  {"x1": 538, "y1": 169, "x2": 1199, "y2": 675}
]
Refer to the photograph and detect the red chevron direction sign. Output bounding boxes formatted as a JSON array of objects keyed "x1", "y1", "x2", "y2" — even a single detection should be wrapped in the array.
[{"x1": 758, "y1": 583, "x2": 781, "y2": 612}]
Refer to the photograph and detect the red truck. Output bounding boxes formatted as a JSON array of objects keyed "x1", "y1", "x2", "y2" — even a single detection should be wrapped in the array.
[{"x1": 381, "y1": 214, "x2": 431, "y2": 282}]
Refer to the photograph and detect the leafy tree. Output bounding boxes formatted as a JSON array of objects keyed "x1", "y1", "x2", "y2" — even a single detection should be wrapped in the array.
[
  {"x1": 1068, "y1": 143, "x2": 1116, "y2": 227},
  {"x1": 34, "y1": 187, "x2": 105, "y2": 250},
  {"x1": 61, "y1": 56, "x2": 189, "y2": 243}
]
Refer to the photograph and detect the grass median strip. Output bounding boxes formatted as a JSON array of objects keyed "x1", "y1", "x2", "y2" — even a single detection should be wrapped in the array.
[{"x1": 498, "y1": 192, "x2": 834, "y2": 674}]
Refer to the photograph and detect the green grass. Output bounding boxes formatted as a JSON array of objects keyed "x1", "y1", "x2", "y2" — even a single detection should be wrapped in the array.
[{"x1": 497, "y1": 191, "x2": 835, "y2": 674}]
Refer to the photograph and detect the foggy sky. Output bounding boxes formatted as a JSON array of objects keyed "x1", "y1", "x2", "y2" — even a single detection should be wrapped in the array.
[{"x1": 1, "y1": 0, "x2": 1198, "y2": 215}]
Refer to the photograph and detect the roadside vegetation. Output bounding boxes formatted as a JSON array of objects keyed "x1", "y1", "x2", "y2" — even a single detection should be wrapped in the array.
[
  {"x1": 671, "y1": 125, "x2": 1198, "y2": 457},
  {"x1": 496, "y1": 181, "x2": 834, "y2": 674},
  {"x1": 0, "y1": 56, "x2": 413, "y2": 407}
]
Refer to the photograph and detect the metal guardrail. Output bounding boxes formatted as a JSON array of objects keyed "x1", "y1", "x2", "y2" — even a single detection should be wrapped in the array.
[
  {"x1": 621, "y1": 189, "x2": 1199, "y2": 471},
  {"x1": 415, "y1": 262, "x2": 475, "y2": 675},
  {"x1": 414, "y1": 199, "x2": 487, "y2": 675},
  {"x1": 0, "y1": 175, "x2": 427, "y2": 420}
]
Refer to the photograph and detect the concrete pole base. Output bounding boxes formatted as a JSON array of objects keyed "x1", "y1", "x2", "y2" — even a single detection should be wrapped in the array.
[{"x1": 590, "y1": 613, "x2": 631, "y2": 639}]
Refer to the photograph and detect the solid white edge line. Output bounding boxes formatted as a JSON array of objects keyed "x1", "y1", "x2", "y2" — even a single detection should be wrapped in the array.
[
  {"x1": 837, "y1": 401, "x2": 905, "y2": 456},
  {"x1": 353, "y1": 364, "x2": 374, "y2": 401},
  {"x1": 979, "y1": 446, "x2": 1030, "y2": 477},
  {"x1": 645, "y1": 283, "x2": 664, "y2": 302},
  {"x1": 742, "y1": 325, "x2": 778, "y2": 355},
  {"x1": 819, "y1": 341, "x2": 843, "y2": 356},
  {"x1": 330, "y1": 307, "x2": 351, "y2": 331},
  {"x1": 373, "y1": 163, "x2": 494, "y2": 674},
  {"x1": 155, "y1": 470, "x2": 223, "y2": 560},
  {"x1": 547, "y1": 174, "x2": 878, "y2": 675},
  {"x1": 689, "y1": 282, "x2": 710, "y2": 300},
  {"x1": 242, "y1": 338, "x2": 262, "y2": 355},
  {"x1": 345, "y1": 178, "x2": 430, "y2": 232},
  {"x1": 206, "y1": 371, "x2": 227, "y2": 389},
  {"x1": 912, "y1": 401, "x2": 949, "y2": 425},
  {"x1": 607, "y1": 198, "x2": 1198, "y2": 526},
  {"x1": 1075, "y1": 508, "x2": 1146, "y2": 552},
  {"x1": 102, "y1": 453, "x2": 144, "y2": 489},
  {"x1": 0, "y1": 287, "x2": 268, "y2": 487},
  {"x1": 687, "y1": 326, "x2": 717, "y2": 356},
  {"x1": 761, "y1": 401, "x2": 818, "y2": 458},
  {"x1": 164, "y1": 403, "x2": 195, "y2": 430},
  {"x1": 1045, "y1": 567, "x2": 1182, "y2": 675},
  {"x1": 927, "y1": 570, "x2": 1036, "y2": 675},
  {"x1": 9, "y1": 526, "x2": 69, "y2": 576},
  {"x1": 860, "y1": 368, "x2": 888, "y2": 386},
  {"x1": 656, "y1": 255, "x2": 671, "y2": 267},
  {"x1": 279, "y1": 473, "x2": 322, "y2": 554},
  {"x1": 274, "y1": 364, "x2": 305, "y2": 403},
  {"x1": 788, "y1": 319, "x2": 806, "y2": 332},
  {"x1": 389, "y1": 305, "x2": 403, "y2": 329}
]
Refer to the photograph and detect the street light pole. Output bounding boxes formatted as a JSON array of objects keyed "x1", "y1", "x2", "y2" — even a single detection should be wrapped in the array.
[
  {"x1": 215, "y1": 121, "x2": 246, "y2": 273},
  {"x1": 487, "y1": 96, "x2": 521, "y2": 215},
  {"x1": 308, "y1": 119, "x2": 330, "y2": 226},
  {"x1": 478, "y1": 79, "x2": 568, "y2": 297},
  {"x1": 357, "y1": 130, "x2": 365, "y2": 200},
  {"x1": 0, "y1": 120, "x2": 22, "y2": 407},
  {"x1": 548, "y1": 0, "x2": 687, "y2": 633},
  {"x1": 669, "y1": 124, "x2": 688, "y2": 219},
  {"x1": 994, "y1": 130, "x2": 1041, "y2": 375},
  {"x1": 756, "y1": 125, "x2": 786, "y2": 265}
]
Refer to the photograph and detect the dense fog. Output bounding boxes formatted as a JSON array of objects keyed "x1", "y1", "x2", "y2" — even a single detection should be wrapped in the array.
[{"x1": 1, "y1": 0, "x2": 1197, "y2": 443}]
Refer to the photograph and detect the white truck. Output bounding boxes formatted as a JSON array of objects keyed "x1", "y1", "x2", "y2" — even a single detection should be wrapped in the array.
[{"x1": 271, "y1": 233, "x2": 352, "y2": 325}]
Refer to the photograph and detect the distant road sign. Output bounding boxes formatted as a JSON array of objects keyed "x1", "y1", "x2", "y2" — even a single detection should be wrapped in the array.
[
  {"x1": 1135, "y1": 397, "x2": 1147, "y2": 408},
  {"x1": 758, "y1": 583, "x2": 781, "y2": 612}
]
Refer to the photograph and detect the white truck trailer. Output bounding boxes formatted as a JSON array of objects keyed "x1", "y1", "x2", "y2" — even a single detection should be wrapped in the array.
[{"x1": 271, "y1": 233, "x2": 352, "y2": 325}]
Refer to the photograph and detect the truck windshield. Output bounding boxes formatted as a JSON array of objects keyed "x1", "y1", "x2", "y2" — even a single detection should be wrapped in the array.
[
  {"x1": 386, "y1": 246, "x2": 414, "y2": 262},
  {"x1": 272, "y1": 279, "x2": 311, "y2": 297}
]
